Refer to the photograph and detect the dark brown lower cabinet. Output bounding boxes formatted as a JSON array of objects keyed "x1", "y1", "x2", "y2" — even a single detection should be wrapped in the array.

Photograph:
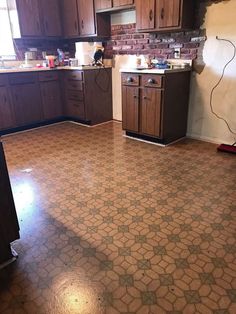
[
  {"x1": 121, "y1": 71, "x2": 191, "y2": 144},
  {"x1": 11, "y1": 84, "x2": 42, "y2": 126},
  {"x1": 140, "y1": 87, "x2": 162, "y2": 137},
  {"x1": 0, "y1": 86, "x2": 15, "y2": 130},
  {"x1": 0, "y1": 141, "x2": 20, "y2": 265},
  {"x1": 122, "y1": 86, "x2": 139, "y2": 133},
  {"x1": 39, "y1": 73, "x2": 62, "y2": 120},
  {"x1": 64, "y1": 69, "x2": 113, "y2": 125}
]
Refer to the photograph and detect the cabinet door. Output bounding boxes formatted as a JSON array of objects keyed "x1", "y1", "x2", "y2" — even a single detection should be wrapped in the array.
[
  {"x1": 122, "y1": 86, "x2": 139, "y2": 133},
  {"x1": 95, "y1": 0, "x2": 112, "y2": 10},
  {"x1": 40, "y1": 81, "x2": 62, "y2": 120},
  {"x1": 140, "y1": 88, "x2": 162, "y2": 137},
  {"x1": 113, "y1": 0, "x2": 133, "y2": 7},
  {"x1": 136, "y1": 0, "x2": 155, "y2": 31},
  {"x1": 62, "y1": 0, "x2": 79, "y2": 37},
  {"x1": 77, "y1": 0, "x2": 96, "y2": 36},
  {"x1": 156, "y1": 0, "x2": 181, "y2": 29},
  {"x1": 40, "y1": 0, "x2": 62, "y2": 36},
  {"x1": 16, "y1": 0, "x2": 42, "y2": 36},
  {"x1": 0, "y1": 87, "x2": 15, "y2": 130},
  {"x1": 11, "y1": 84, "x2": 42, "y2": 126}
]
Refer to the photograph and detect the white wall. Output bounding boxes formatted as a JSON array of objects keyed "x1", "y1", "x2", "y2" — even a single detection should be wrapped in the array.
[
  {"x1": 111, "y1": 2, "x2": 236, "y2": 144},
  {"x1": 188, "y1": 1, "x2": 236, "y2": 144}
]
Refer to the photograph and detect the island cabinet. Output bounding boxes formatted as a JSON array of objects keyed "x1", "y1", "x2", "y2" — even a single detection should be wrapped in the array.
[
  {"x1": 0, "y1": 141, "x2": 20, "y2": 265},
  {"x1": 121, "y1": 71, "x2": 191, "y2": 144},
  {"x1": 136, "y1": 0, "x2": 195, "y2": 32},
  {"x1": 9, "y1": 73, "x2": 43, "y2": 127},
  {"x1": 64, "y1": 69, "x2": 113, "y2": 125}
]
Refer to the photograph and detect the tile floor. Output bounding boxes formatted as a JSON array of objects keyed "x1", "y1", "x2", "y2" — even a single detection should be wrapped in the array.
[{"x1": 0, "y1": 121, "x2": 235, "y2": 314}]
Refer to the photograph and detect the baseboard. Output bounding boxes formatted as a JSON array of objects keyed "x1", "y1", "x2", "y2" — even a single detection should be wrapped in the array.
[{"x1": 186, "y1": 133, "x2": 233, "y2": 145}]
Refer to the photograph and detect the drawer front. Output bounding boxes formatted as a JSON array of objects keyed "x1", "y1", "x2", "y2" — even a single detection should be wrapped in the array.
[
  {"x1": 67, "y1": 100, "x2": 85, "y2": 119},
  {"x1": 67, "y1": 90, "x2": 84, "y2": 102},
  {"x1": 141, "y1": 75, "x2": 163, "y2": 88},
  {"x1": 66, "y1": 80, "x2": 83, "y2": 91},
  {"x1": 38, "y1": 71, "x2": 59, "y2": 82},
  {"x1": 9, "y1": 73, "x2": 37, "y2": 85},
  {"x1": 0, "y1": 75, "x2": 8, "y2": 86},
  {"x1": 66, "y1": 71, "x2": 83, "y2": 81},
  {"x1": 122, "y1": 73, "x2": 139, "y2": 86}
]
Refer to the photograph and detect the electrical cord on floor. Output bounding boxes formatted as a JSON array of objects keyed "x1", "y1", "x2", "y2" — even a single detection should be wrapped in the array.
[{"x1": 210, "y1": 36, "x2": 236, "y2": 144}]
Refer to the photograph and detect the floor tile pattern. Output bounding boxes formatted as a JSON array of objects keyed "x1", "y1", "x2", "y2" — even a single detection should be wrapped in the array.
[{"x1": 0, "y1": 122, "x2": 235, "y2": 314}]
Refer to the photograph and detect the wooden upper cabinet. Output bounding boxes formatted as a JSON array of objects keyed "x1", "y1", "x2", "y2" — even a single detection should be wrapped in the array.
[
  {"x1": 156, "y1": 0, "x2": 180, "y2": 29},
  {"x1": 113, "y1": 0, "x2": 134, "y2": 7},
  {"x1": 77, "y1": 0, "x2": 96, "y2": 36},
  {"x1": 136, "y1": 0, "x2": 155, "y2": 31},
  {"x1": 62, "y1": 0, "x2": 79, "y2": 37},
  {"x1": 40, "y1": 0, "x2": 62, "y2": 36},
  {"x1": 95, "y1": 0, "x2": 112, "y2": 10},
  {"x1": 136, "y1": 0, "x2": 194, "y2": 32},
  {"x1": 15, "y1": 0, "x2": 42, "y2": 36}
]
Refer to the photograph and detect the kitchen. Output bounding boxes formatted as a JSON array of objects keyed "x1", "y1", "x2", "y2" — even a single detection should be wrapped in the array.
[{"x1": 0, "y1": 0, "x2": 236, "y2": 313}]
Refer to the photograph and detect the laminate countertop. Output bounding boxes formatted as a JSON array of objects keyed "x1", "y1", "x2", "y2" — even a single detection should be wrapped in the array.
[
  {"x1": 0, "y1": 65, "x2": 112, "y2": 74},
  {"x1": 120, "y1": 67, "x2": 192, "y2": 74}
]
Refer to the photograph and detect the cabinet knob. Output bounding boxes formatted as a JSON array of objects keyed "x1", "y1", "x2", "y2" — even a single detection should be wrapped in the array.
[
  {"x1": 127, "y1": 77, "x2": 133, "y2": 83},
  {"x1": 161, "y1": 8, "x2": 165, "y2": 20},
  {"x1": 148, "y1": 78, "x2": 155, "y2": 84},
  {"x1": 149, "y1": 9, "x2": 153, "y2": 22},
  {"x1": 133, "y1": 95, "x2": 139, "y2": 99}
]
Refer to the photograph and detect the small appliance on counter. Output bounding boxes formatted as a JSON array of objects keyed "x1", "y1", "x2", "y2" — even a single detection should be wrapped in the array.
[{"x1": 75, "y1": 42, "x2": 104, "y2": 66}]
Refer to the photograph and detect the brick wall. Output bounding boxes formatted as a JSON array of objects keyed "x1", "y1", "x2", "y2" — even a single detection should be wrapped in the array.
[{"x1": 104, "y1": 23, "x2": 206, "y2": 60}]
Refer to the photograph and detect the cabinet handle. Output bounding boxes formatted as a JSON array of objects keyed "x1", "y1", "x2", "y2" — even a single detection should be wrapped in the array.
[
  {"x1": 81, "y1": 20, "x2": 84, "y2": 29},
  {"x1": 161, "y1": 8, "x2": 164, "y2": 19},
  {"x1": 149, "y1": 9, "x2": 153, "y2": 22},
  {"x1": 45, "y1": 20, "x2": 48, "y2": 31},
  {"x1": 74, "y1": 21, "x2": 78, "y2": 31},
  {"x1": 36, "y1": 20, "x2": 40, "y2": 31},
  {"x1": 148, "y1": 79, "x2": 155, "y2": 84}
]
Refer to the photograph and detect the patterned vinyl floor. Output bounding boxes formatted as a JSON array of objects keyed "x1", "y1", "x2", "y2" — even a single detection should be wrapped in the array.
[{"x1": 0, "y1": 121, "x2": 235, "y2": 314}]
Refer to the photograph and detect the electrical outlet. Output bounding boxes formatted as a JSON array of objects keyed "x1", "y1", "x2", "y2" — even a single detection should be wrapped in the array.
[{"x1": 174, "y1": 48, "x2": 181, "y2": 59}]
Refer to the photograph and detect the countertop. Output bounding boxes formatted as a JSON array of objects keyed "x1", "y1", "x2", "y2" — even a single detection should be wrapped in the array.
[
  {"x1": 0, "y1": 65, "x2": 112, "y2": 74},
  {"x1": 120, "y1": 67, "x2": 191, "y2": 74}
]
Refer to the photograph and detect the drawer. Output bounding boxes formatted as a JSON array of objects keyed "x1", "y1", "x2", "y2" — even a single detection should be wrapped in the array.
[
  {"x1": 66, "y1": 80, "x2": 83, "y2": 91},
  {"x1": 141, "y1": 75, "x2": 163, "y2": 88},
  {"x1": 0, "y1": 75, "x2": 8, "y2": 86},
  {"x1": 66, "y1": 71, "x2": 83, "y2": 81},
  {"x1": 38, "y1": 71, "x2": 59, "y2": 82},
  {"x1": 122, "y1": 73, "x2": 139, "y2": 86},
  {"x1": 67, "y1": 100, "x2": 85, "y2": 119},
  {"x1": 67, "y1": 90, "x2": 84, "y2": 102},
  {"x1": 9, "y1": 73, "x2": 37, "y2": 85}
]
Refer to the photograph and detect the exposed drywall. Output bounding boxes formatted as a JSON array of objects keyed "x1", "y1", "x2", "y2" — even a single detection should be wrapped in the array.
[
  {"x1": 111, "y1": 1, "x2": 236, "y2": 144},
  {"x1": 188, "y1": 0, "x2": 236, "y2": 144}
]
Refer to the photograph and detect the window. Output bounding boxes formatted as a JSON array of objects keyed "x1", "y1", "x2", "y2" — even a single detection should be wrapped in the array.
[{"x1": 0, "y1": 0, "x2": 16, "y2": 59}]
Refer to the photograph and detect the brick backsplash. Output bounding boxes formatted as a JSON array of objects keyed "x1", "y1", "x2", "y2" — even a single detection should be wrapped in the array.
[
  {"x1": 104, "y1": 23, "x2": 206, "y2": 60},
  {"x1": 13, "y1": 38, "x2": 76, "y2": 61}
]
